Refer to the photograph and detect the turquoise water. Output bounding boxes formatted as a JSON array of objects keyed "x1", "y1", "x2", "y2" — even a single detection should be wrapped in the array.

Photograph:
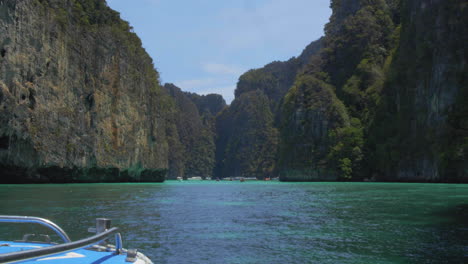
[{"x1": 0, "y1": 182, "x2": 467, "y2": 263}]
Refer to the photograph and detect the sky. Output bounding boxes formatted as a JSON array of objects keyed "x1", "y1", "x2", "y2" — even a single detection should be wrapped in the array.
[{"x1": 106, "y1": 0, "x2": 331, "y2": 103}]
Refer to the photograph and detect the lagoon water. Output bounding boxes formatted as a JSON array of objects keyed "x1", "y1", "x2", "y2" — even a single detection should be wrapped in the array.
[{"x1": 0, "y1": 181, "x2": 467, "y2": 264}]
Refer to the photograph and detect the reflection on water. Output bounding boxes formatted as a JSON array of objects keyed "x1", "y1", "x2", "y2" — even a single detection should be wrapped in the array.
[{"x1": 0, "y1": 182, "x2": 467, "y2": 264}]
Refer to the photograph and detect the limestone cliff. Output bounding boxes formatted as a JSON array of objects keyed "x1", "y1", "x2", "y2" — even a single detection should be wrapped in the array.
[
  {"x1": 213, "y1": 39, "x2": 322, "y2": 179},
  {"x1": 185, "y1": 92, "x2": 226, "y2": 119},
  {"x1": 215, "y1": 90, "x2": 278, "y2": 179},
  {"x1": 0, "y1": 0, "x2": 171, "y2": 182},
  {"x1": 279, "y1": 0, "x2": 467, "y2": 182},
  {"x1": 164, "y1": 83, "x2": 225, "y2": 179},
  {"x1": 277, "y1": 0, "x2": 396, "y2": 181},
  {"x1": 2, "y1": 0, "x2": 466, "y2": 183},
  {"x1": 222, "y1": 0, "x2": 466, "y2": 182},
  {"x1": 279, "y1": 75, "x2": 350, "y2": 181},
  {"x1": 368, "y1": 0, "x2": 468, "y2": 182}
]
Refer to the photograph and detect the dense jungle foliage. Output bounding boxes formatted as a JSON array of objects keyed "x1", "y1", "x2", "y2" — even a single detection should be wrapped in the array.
[
  {"x1": 3, "y1": 0, "x2": 465, "y2": 182},
  {"x1": 214, "y1": 0, "x2": 467, "y2": 182}
]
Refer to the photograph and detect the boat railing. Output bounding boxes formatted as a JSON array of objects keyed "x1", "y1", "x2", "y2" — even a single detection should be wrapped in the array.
[
  {"x1": 0, "y1": 215, "x2": 71, "y2": 243},
  {"x1": 0, "y1": 216, "x2": 124, "y2": 264}
]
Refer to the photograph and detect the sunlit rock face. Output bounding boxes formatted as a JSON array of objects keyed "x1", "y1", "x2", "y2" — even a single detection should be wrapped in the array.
[
  {"x1": 0, "y1": 0, "x2": 171, "y2": 182},
  {"x1": 277, "y1": 0, "x2": 467, "y2": 182},
  {"x1": 1, "y1": 0, "x2": 465, "y2": 184}
]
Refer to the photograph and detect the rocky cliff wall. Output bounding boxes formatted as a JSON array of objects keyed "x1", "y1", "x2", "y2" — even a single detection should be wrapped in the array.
[
  {"x1": 164, "y1": 83, "x2": 223, "y2": 179},
  {"x1": 277, "y1": 0, "x2": 397, "y2": 181},
  {"x1": 215, "y1": 90, "x2": 278, "y2": 179},
  {"x1": 0, "y1": 0, "x2": 172, "y2": 182},
  {"x1": 213, "y1": 39, "x2": 322, "y2": 179},
  {"x1": 369, "y1": 0, "x2": 468, "y2": 182},
  {"x1": 279, "y1": 75, "x2": 349, "y2": 181},
  {"x1": 278, "y1": 0, "x2": 467, "y2": 182}
]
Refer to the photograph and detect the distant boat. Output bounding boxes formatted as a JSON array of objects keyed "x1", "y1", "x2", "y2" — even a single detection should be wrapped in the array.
[
  {"x1": 264, "y1": 177, "x2": 271, "y2": 181},
  {"x1": 176, "y1": 177, "x2": 183, "y2": 181},
  {"x1": 0, "y1": 216, "x2": 153, "y2": 264},
  {"x1": 244, "y1": 177, "x2": 257, "y2": 181},
  {"x1": 187, "y1": 177, "x2": 202, "y2": 181}
]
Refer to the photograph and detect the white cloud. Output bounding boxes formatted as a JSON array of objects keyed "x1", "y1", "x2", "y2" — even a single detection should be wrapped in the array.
[{"x1": 202, "y1": 63, "x2": 245, "y2": 76}]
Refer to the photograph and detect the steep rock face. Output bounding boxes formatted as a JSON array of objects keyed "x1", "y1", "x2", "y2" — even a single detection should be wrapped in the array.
[
  {"x1": 279, "y1": 0, "x2": 467, "y2": 182},
  {"x1": 278, "y1": 0, "x2": 398, "y2": 181},
  {"x1": 322, "y1": 0, "x2": 398, "y2": 112},
  {"x1": 0, "y1": 0, "x2": 171, "y2": 182},
  {"x1": 279, "y1": 75, "x2": 349, "y2": 181},
  {"x1": 185, "y1": 92, "x2": 226, "y2": 118},
  {"x1": 215, "y1": 90, "x2": 278, "y2": 178},
  {"x1": 164, "y1": 83, "x2": 223, "y2": 179},
  {"x1": 369, "y1": 0, "x2": 468, "y2": 182},
  {"x1": 326, "y1": 0, "x2": 361, "y2": 35},
  {"x1": 236, "y1": 39, "x2": 323, "y2": 112},
  {"x1": 213, "y1": 39, "x2": 322, "y2": 178},
  {"x1": 211, "y1": 0, "x2": 466, "y2": 182}
]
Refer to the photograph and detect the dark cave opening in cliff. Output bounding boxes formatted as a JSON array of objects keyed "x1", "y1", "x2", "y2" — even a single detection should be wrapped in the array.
[
  {"x1": 85, "y1": 93, "x2": 95, "y2": 110},
  {"x1": 1, "y1": 48, "x2": 6, "y2": 58},
  {"x1": 0, "y1": 136, "x2": 10, "y2": 149},
  {"x1": 28, "y1": 89, "x2": 36, "y2": 109}
]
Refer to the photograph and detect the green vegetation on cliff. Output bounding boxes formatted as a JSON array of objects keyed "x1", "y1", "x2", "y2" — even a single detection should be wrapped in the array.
[
  {"x1": 367, "y1": 0, "x2": 468, "y2": 182},
  {"x1": 215, "y1": 90, "x2": 278, "y2": 178},
  {"x1": 278, "y1": 0, "x2": 400, "y2": 181},
  {"x1": 0, "y1": 0, "x2": 173, "y2": 182},
  {"x1": 217, "y1": 0, "x2": 466, "y2": 182},
  {"x1": 164, "y1": 84, "x2": 225, "y2": 179},
  {"x1": 279, "y1": 0, "x2": 467, "y2": 182},
  {"x1": 0, "y1": 0, "x2": 226, "y2": 182},
  {"x1": 213, "y1": 39, "x2": 323, "y2": 179},
  {"x1": 0, "y1": 0, "x2": 466, "y2": 183},
  {"x1": 279, "y1": 75, "x2": 350, "y2": 181}
]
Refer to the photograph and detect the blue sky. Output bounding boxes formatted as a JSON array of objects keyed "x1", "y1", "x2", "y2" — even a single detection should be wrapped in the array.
[{"x1": 106, "y1": 0, "x2": 331, "y2": 103}]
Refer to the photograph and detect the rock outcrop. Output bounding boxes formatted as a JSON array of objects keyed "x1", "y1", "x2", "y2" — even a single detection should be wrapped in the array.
[
  {"x1": 215, "y1": 90, "x2": 278, "y2": 179},
  {"x1": 279, "y1": 75, "x2": 349, "y2": 181},
  {"x1": 0, "y1": 0, "x2": 172, "y2": 182},
  {"x1": 217, "y1": 0, "x2": 467, "y2": 182},
  {"x1": 278, "y1": 0, "x2": 398, "y2": 181},
  {"x1": 368, "y1": 0, "x2": 468, "y2": 182},
  {"x1": 213, "y1": 39, "x2": 323, "y2": 179},
  {"x1": 164, "y1": 83, "x2": 225, "y2": 179},
  {"x1": 279, "y1": 0, "x2": 467, "y2": 182},
  {"x1": 1, "y1": 0, "x2": 466, "y2": 183}
]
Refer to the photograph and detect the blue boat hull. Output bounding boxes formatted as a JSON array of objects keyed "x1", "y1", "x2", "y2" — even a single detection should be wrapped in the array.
[{"x1": 0, "y1": 241, "x2": 146, "y2": 264}]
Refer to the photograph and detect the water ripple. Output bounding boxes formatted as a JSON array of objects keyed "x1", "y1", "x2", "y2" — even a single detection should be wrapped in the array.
[{"x1": 0, "y1": 182, "x2": 467, "y2": 263}]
